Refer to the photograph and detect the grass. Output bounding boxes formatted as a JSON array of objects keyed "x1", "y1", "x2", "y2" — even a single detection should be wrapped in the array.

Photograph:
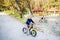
[{"x1": 4, "y1": 10, "x2": 26, "y2": 23}]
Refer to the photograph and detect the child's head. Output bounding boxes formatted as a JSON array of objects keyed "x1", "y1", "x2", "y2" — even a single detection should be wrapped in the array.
[{"x1": 28, "y1": 15, "x2": 32, "y2": 19}]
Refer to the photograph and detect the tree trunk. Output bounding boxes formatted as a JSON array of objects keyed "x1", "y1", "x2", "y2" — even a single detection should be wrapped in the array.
[
  {"x1": 27, "y1": 0, "x2": 33, "y2": 15},
  {"x1": 18, "y1": 10, "x2": 23, "y2": 18},
  {"x1": 15, "y1": 0, "x2": 23, "y2": 18}
]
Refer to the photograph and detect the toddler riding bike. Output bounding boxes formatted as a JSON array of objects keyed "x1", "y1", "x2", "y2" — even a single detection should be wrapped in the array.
[{"x1": 22, "y1": 16, "x2": 37, "y2": 37}]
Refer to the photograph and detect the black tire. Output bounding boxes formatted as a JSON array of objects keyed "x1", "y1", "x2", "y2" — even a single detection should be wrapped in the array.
[
  {"x1": 30, "y1": 30, "x2": 37, "y2": 37},
  {"x1": 39, "y1": 20, "x2": 43, "y2": 23},
  {"x1": 22, "y1": 27, "x2": 28, "y2": 34},
  {"x1": 44, "y1": 19, "x2": 47, "y2": 23}
]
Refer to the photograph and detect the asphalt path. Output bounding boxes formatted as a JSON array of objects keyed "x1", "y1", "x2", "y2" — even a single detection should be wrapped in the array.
[{"x1": 0, "y1": 12, "x2": 60, "y2": 40}]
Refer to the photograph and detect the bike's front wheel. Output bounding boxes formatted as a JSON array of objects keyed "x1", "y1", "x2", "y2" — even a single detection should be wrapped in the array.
[
  {"x1": 30, "y1": 30, "x2": 37, "y2": 37},
  {"x1": 44, "y1": 20, "x2": 47, "y2": 23}
]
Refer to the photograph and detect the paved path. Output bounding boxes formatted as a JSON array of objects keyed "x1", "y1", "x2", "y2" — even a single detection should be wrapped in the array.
[{"x1": 0, "y1": 12, "x2": 60, "y2": 40}]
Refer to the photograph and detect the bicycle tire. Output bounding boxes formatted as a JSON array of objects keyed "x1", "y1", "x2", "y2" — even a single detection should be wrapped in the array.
[
  {"x1": 22, "y1": 27, "x2": 28, "y2": 34},
  {"x1": 30, "y1": 30, "x2": 37, "y2": 37}
]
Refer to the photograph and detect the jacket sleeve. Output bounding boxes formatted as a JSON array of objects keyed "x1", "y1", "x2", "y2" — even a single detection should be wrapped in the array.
[{"x1": 31, "y1": 19, "x2": 34, "y2": 23}]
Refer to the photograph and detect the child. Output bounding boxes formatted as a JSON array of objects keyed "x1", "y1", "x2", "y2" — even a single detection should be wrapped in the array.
[{"x1": 26, "y1": 15, "x2": 35, "y2": 28}]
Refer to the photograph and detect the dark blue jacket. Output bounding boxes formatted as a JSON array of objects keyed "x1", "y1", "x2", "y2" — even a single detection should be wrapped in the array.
[{"x1": 26, "y1": 18, "x2": 34, "y2": 25}]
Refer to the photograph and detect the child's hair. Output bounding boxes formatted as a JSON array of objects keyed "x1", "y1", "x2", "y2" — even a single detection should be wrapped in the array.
[{"x1": 28, "y1": 15, "x2": 33, "y2": 19}]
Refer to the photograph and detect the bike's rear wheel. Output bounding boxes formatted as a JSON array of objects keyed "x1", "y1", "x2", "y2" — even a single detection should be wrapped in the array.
[{"x1": 22, "y1": 27, "x2": 28, "y2": 34}]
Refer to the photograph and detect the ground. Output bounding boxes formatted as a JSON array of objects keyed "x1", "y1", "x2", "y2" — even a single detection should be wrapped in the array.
[{"x1": 0, "y1": 12, "x2": 60, "y2": 40}]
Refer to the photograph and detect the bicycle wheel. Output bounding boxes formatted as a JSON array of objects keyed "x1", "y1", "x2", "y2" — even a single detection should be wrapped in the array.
[
  {"x1": 30, "y1": 30, "x2": 37, "y2": 37},
  {"x1": 44, "y1": 19, "x2": 47, "y2": 23},
  {"x1": 39, "y1": 20, "x2": 43, "y2": 23},
  {"x1": 22, "y1": 27, "x2": 28, "y2": 34}
]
